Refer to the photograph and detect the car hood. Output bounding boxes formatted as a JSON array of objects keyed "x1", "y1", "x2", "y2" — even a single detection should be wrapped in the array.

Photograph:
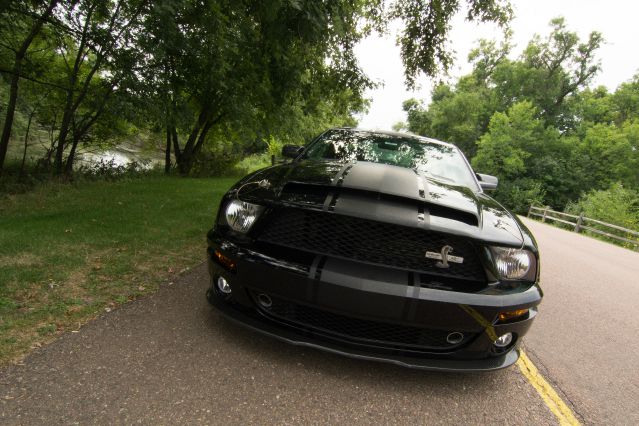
[{"x1": 235, "y1": 160, "x2": 534, "y2": 248}]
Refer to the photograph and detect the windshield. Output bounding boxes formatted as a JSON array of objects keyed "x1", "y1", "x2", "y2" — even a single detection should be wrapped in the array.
[{"x1": 304, "y1": 129, "x2": 479, "y2": 190}]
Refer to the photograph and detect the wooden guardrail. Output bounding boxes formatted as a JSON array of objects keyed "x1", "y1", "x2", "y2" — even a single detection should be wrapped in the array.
[{"x1": 528, "y1": 205, "x2": 639, "y2": 250}]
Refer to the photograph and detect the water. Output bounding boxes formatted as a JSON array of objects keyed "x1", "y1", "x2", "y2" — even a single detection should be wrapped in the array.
[{"x1": 76, "y1": 149, "x2": 162, "y2": 171}]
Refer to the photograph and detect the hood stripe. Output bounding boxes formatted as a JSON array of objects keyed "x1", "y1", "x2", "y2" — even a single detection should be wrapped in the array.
[
  {"x1": 325, "y1": 163, "x2": 353, "y2": 211},
  {"x1": 322, "y1": 191, "x2": 336, "y2": 211},
  {"x1": 416, "y1": 174, "x2": 426, "y2": 199},
  {"x1": 331, "y1": 163, "x2": 353, "y2": 187}
]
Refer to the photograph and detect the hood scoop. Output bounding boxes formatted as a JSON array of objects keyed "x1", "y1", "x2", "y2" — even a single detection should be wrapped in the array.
[
  {"x1": 279, "y1": 181, "x2": 479, "y2": 227},
  {"x1": 279, "y1": 182, "x2": 331, "y2": 207}
]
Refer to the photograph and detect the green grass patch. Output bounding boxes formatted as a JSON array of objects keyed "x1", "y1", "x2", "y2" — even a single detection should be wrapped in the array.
[{"x1": 0, "y1": 176, "x2": 236, "y2": 364}]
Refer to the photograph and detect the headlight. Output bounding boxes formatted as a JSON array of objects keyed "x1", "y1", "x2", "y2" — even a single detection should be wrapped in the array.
[
  {"x1": 490, "y1": 247, "x2": 536, "y2": 280},
  {"x1": 225, "y1": 199, "x2": 264, "y2": 233}
]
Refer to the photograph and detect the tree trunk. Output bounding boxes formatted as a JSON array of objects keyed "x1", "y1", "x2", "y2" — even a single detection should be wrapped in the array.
[
  {"x1": 171, "y1": 126, "x2": 181, "y2": 163},
  {"x1": 64, "y1": 137, "x2": 80, "y2": 176},
  {"x1": 54, "y1": 88, "x2": 76, "y2": 174},
  {"x1": 173, "y1": 106, "x2": 226, "y2": 176},
  {"x1": 164, "y1": 126, "x2": 172, "y2": 174},
  {"x1": 0, "y1": 60, "x2": 22, "y2": 173},
  {"x1": 0, "y1": 0, "x2": 59, "y2": 174},
  {"x1": 20, "y1": 109, "x2": 35, "y2": 176},
  {"x1": 177, "y1": 121, "x2": 214, "y2": 176},
  {"x1": 42, "y1": 114, "x2": 58, "y2": 169},
  {"x1": 192, "y1": 119, "x2": 215, "y2": 158}
]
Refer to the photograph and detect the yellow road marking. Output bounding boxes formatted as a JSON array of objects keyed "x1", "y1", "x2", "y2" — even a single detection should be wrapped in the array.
[{"x1": 517, "y1": 350, "x2": 581, "y2": 426}]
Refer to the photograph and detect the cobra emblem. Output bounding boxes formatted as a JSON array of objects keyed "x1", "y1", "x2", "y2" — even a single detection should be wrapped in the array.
[
  {"x1": 436, "y1": 245, "x2": 453, "y2": 268},
  {"x1": 425, "y1": 245, "x2": 464, "y2": 268}
]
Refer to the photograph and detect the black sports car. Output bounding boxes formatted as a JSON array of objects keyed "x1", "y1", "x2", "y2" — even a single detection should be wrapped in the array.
[{"x1": 206, "y1": 128, "x2": 542, "y2": 371}]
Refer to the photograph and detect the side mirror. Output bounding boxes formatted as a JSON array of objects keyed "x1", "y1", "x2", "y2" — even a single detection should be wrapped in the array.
[
  {"x1": 282, "y1": 144, "x2": 303, "y2": 159},
  {"x1": 476, "y1": 173, "x2": 498, "y2": 191}
]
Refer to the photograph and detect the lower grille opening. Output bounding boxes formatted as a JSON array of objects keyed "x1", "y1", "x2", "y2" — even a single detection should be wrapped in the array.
[{"x1": 250, "y1": 291, "x2": 474, "y2": 352}]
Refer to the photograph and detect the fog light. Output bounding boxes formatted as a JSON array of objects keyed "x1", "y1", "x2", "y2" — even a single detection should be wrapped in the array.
[
  {"x1": 446, "y1": 332, "x2": 464, "y2": 345},
  {"x1": 216, "y1": 276, "x2": 232, "y2": 294},
  {"x1": 494, "y1": 332, "x2": 513, "y2": 348},
  {"x1": 257, "y1": 293, "x2": 272, "y2": 308}
]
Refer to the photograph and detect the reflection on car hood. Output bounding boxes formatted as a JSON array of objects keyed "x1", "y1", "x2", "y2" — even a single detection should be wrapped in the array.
[{"x1": 234, "y1": 160, "x2": 535, "y2": 249}]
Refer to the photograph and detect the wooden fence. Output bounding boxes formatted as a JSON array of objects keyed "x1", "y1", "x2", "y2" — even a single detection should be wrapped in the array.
[{"x1": 527, "y1": 205, "x2": 639, "y2": 250}]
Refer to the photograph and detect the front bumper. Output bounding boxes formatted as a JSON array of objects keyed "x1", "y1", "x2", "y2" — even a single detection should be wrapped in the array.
[{"x1": 207, "y1": 232, "x2": 542, "y2": 372}]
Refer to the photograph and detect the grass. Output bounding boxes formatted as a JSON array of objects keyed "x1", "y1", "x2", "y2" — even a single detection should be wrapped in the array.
[{"x1": 0, "y1": 176, "x2": 236, "y2": 364}]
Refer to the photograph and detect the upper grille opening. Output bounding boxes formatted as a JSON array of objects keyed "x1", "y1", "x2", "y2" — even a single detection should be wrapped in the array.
[{"x1": 257, "y1": 207, "x2": 486, "y2": 282}]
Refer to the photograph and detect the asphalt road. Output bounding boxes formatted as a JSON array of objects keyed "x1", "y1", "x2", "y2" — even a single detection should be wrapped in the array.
[
  {"x1": 518, "y1": 217, "x2": 639, "y2": 425},
  {"x1": 1, "y1": 218, "x2": 637, "y2": 424}
]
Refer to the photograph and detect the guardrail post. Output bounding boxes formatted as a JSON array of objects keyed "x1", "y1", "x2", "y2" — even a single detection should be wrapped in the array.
[
  {"x1": 542, "y1": 206, "x2": 549, "y2": 223},
  {"x1": 575, "y1": 213, "x2": 583, "y2": 233},
  {"x1": 527, "y1": 205, "x2": 533, "y2": 218}
]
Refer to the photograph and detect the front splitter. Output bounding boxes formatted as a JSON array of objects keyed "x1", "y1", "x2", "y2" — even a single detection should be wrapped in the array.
[{"x1": 209, "y1": 297, "x2": 519, "y2": 373}]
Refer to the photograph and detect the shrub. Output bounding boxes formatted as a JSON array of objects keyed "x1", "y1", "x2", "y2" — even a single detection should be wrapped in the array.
[{"x1": 566, "y1": 183, "x2": 639, "y2": 247}]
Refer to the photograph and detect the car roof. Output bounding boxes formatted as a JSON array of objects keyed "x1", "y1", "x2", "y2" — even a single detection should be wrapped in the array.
[{"x1": 331, "y1": 127, "x2": 457, "y2": 149}]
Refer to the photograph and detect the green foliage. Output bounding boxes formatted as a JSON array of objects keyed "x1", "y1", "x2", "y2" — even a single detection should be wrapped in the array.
[
  {"x1": 1, "y1": 0, "x2": 516, "y2": 176},
  {"x1": 472, "y1": 102, "x2": 555, "y2": 212},
  {"x1": 572, "y1": 123, "x2": 636, "y2": 192},
  {"x1": 404, "y1": 18, "x2": 603, "y2": 147},
  {"x1": 473, "y1": 102, "x2": 538, "y2": 177},
  {"x1": 232, "y1": 153, "x2": 272, "y2": 176},
  {"x1": 496, "y1": 179, "x2": 546, "y2": 214},
  {"x1": 612, "y1": 74, "x2": 639, "y2": 124},
  {"x1": 138, "y1": 0, "x2": 384, "y2": 175},
  {"x1": 404, "y1": 17, "x2": 639, "y2": 217},
  {"x1": 567, "y1": 183, "x2": 639, "y2": 230},
  {"x1": 566, "y1": 183, "x2": 639, "y2": 247},
  {"x1": 390, "y1": 0, "x2": 512, "y2": 87},
  {"x1": 266, "y1": 135, "x2": 284, "y2": 159},
  {"x1": 189, "y1": 134, "x2": 244, "y2": 177},
  {"x1": 571, "y1": 86, "x2": 616, "y2": 129}
]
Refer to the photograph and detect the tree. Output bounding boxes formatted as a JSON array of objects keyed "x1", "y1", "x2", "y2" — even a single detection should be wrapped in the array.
[
  {"x1": 573, "y1": 123, "x2": 636, "y2": 192},
  {"x1": 1, "y1": 0, "x2": 516, "y2": 178},
  {"x1": 390, "y1": 0, "x2": 512, "y2": 87},
  {"x1": 472, "y1": 101, "x2": 567, "y2": 211},
  {"x1": 611, "y1": 74, "x2": 639, "y2": 124},
  {"x1": 494, "y1": 18, "x2": 603, "y2": 130},
  {"x1": 403, "y1": 18, "x2": 604, "y2": 152},
  {"x1": 0, "y1": 0, "x2": 60, "y2": 174},
  {"x1": 51, "y1": 0, "x2": 148, "y2": 175},
  {"x1": 567, "y1": 183, "x2": 639, "y2": 243},
  {"x1": 571, "y1": 86, "x2": 615, "y2": 131},
  {"x1": 135, "y1": 0, "x2": 516, "y2": 175},
  {"x1": 140, "y1": 0, "x2": 382, "y2": 175}
]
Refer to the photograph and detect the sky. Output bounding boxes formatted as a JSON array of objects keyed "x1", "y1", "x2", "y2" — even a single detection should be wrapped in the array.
[{"x1": 354, "y1": 0, "x2": 639, "y2": 130}]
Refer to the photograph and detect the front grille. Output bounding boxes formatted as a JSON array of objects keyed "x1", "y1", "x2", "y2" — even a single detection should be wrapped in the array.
[
  {"x1": 253, "y1": 292, "x2": 472, "y2": 351},
  {"x1": 256, "y1": 208, "x2": 485, "y2": 281}
]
